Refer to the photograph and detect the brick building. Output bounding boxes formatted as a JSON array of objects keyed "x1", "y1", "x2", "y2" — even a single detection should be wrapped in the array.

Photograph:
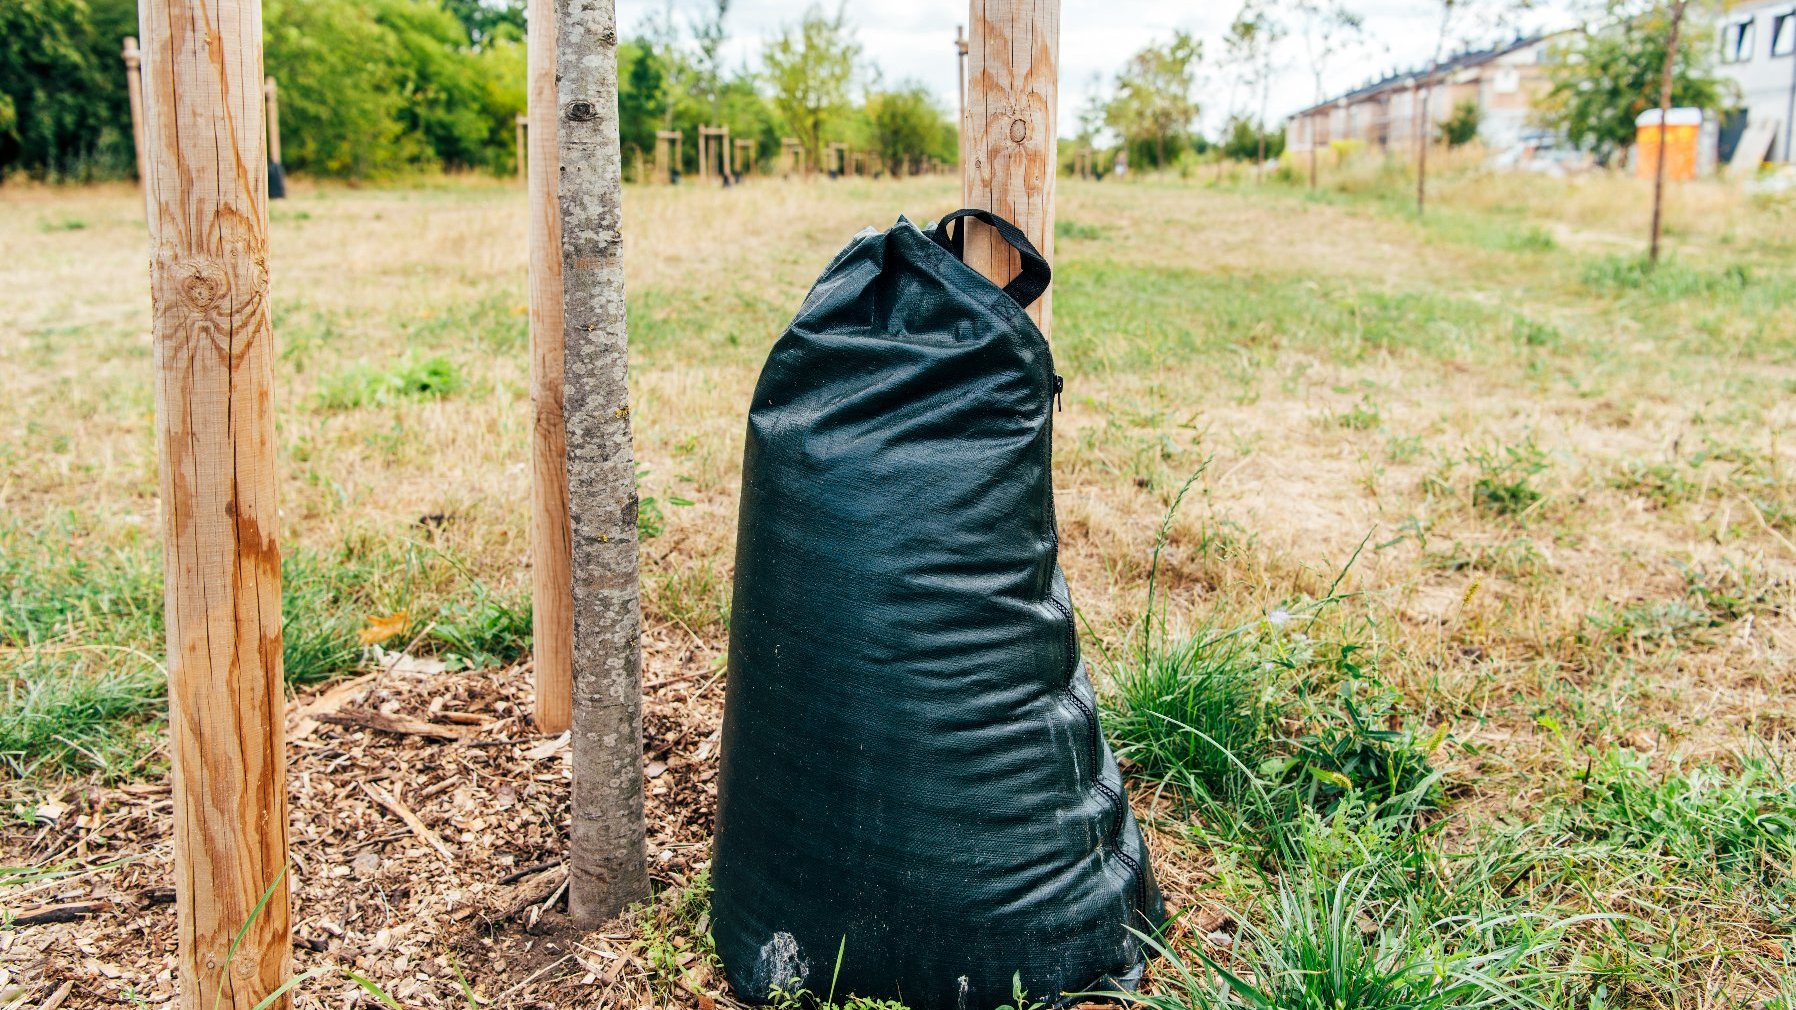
[{"x1": 1286, "y1": 35, "x2": 1560, "y2": 157}]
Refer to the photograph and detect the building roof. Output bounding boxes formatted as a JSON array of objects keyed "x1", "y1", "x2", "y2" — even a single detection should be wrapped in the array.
[{"x1": 1289, "y1": 33, "x2": 1550, "y2": 119}]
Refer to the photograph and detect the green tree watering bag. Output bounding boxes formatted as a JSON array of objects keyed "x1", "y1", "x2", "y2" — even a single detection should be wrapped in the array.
[{"x1": 712, "y1": 209, "x2": 1163, "y2": 1010}]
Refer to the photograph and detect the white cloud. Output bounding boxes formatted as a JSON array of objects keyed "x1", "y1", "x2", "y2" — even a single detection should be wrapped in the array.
[{"x1": 618, "y1": 1, "x2": 1577, "y2": 136}]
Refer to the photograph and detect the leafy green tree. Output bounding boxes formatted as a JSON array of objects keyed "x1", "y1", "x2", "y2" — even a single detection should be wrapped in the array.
[
  {"x1": 1293, "y1": 0, "x2": 1364, "y2": 188},
  {"x1": 687, "y1": 0, "x2": 732, "y2": 120},
  {"x1": 1225, "y1": 2, "x2": 1285, "y2": 179},
  {"x1": 1440, "y1": 98, "x2": 1481, "y2": 146},
  {"x1": 1222, "y1": 116, "x2": 1285, "y2": 161},
  {"x1": 1104, "y1": 30, "x2": 1202, "y2": 170},
  {"x1": 0, "y1": 0, "x2": 135, "y2": 179},
  {"x1": 440, "y1": 0, "x2": 523, "y2": 45},
  {"x1": 866, "y1": 83, "x2": 954, "y2": 174},
  {"x1": 1537, "y1": 5, "x2": 1729, "y2": 165},
  {"x1": 371, "y1": 0, "x2": 510, "y2": 170},
  {"x1": 763, "y1": 4, "x2": 859, "y2": 167},
  {"x1": 264, "y1": 0, "x2": 420, "y2": 176},
  {"x1": 618, "y1": 40, "x2": 669, "y2": 172}
]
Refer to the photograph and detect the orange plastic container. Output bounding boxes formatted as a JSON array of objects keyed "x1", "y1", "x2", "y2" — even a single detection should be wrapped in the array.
[{"x1": 1635, "y1": 108, "x2": 1701, "y2": 181}]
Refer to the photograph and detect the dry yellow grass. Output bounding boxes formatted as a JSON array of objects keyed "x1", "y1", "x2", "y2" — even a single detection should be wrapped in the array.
[{"x1": 5, "y1": 166, "x2": 1796, "y2": 1002}]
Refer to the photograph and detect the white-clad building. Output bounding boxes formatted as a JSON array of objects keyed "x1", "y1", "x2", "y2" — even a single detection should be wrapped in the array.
[{"x1": 1715, "y1": 0, "x2": 1796, "y2": 162}]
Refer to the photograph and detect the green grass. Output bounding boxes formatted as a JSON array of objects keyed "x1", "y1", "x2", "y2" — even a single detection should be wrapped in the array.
[
  {"x1": 1117, "y1": 870, "x2": 1584, "y2": 1010},
  {"x1": 1565, "y1": 747, "x2": 1796, "y2": 885},
  {"x1": 314, "y1": 354, "x2": 466, "y2": 411},
  {"x1": 0, "y1": 518, "x2": 531, "y2": 775}
]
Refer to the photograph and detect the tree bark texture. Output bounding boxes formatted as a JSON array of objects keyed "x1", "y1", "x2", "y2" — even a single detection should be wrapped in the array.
[{"x1": 555, "y1": 0, "x2": 649, "y2": 925}]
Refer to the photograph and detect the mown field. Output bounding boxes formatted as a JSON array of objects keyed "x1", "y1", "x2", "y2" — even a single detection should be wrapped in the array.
[{"x1": 5, "y1": 164, "x2": 1796, "y2": 1006}]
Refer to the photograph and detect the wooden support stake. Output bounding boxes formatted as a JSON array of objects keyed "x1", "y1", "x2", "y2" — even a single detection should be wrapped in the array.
[
  {"x1": 121, "y1": 37, "x2": 147, "y2": 183},
  {"x1": 955, "y1": 25, "x2": 969, "y2": 168},
  {"x1": 527, "y1": 0, "x2": 571, "y2": 734},
  {"x1": 263, "y1": 76, "x2": 284, "y2": 199},
  {"x1": 555, "y1": 0, "x2": 649, "y2": 925},
  {"x1": 655, "y1": 130, "x2": 682, "y2": 183},
  {"x1": 963, "y1": 0, "x2": 1060, "y2": 337},
  {"x1": 516, "y1": 113, "x2": 528, "y2": 185},
  {"x1": 136, "y1": 0, "x2": 292, "y2": 1006},
  {"x1": 263, "y1": 77, "x2": 281, "y2": 166}
]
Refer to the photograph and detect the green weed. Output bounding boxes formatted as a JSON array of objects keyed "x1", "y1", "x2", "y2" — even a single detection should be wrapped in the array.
[
  {"x1": 1466, "y1": 440, "x2": 1549, "y2": 518},
  {"x1": 1330, "y1": 396, "x2": 1381, "y2": 431},
  {"x1": 1566, "y1": 747, "x2": 1796, "y2": 885},
  {"x1": 1611, "y1": 458, "x2": 1700, "y2": 508},
  {"x1": 431, "y1": 589, "x2": 531, "y2": 669},
  {"x1": 314, "y1": 355, "x2": 465, "y2": 411}
]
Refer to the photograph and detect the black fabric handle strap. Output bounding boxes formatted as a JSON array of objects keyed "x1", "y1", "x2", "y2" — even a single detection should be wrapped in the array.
[{"x1": 930, "y1": 208, "x2": 1052, "y2": 310}]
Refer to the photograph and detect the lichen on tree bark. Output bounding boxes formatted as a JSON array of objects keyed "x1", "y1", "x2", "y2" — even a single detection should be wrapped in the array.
[{"x1": 554, "y1": 0, "x2": 649, "y2": 924}]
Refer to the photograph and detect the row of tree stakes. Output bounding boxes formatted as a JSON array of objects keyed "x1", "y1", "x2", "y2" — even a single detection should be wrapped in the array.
[{"x1": 131, "y1": 0, "x2": 1061, "y2": 1008}]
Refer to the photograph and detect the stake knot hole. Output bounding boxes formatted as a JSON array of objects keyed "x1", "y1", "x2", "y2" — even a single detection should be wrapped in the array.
[
  {"x1": 566, "y1": 100, "x2": 598, "y2": 123},
  {"x1": 1009, "y1": 118, "x2": 1028, "y2": 144}
]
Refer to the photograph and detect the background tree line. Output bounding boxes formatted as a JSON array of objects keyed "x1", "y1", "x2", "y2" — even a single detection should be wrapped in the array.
[{"x1": 0, "y1": 0, "x2": 955, "y2": 181}]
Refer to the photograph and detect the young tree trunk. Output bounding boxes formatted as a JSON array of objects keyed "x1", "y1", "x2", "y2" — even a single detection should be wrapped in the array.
[
  {"x1": 556, "y1": 0, "x2": 649, "y2": 925},
  {"x1": 137, "y1": 0, "x2": 292, "y2": 1005},
  {"x1": 1416, "y1": 71, "x2": 1436, "y2": 215},
  {"x1": 1650, "y1": 0, "x2": 1689, "y2": 266},
  {"x1": 1309, "y1": 123, "x2": 1319, "y2": 189}
]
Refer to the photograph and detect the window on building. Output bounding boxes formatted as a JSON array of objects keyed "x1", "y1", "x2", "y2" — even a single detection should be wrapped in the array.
[
  {"x1": 1774, "y1": 11, "x2": 1795, "y2": 57},
  {"x1": 1722, "y1": 18, "x2": 1756, "y2": 63}
]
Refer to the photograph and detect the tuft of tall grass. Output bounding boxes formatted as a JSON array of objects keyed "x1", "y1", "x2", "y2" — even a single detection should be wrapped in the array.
[
  {"x1": 1114, "y1": 868, "x2": 1590, "y2": 1010},
  {"x1": 1101, "y1": 480, "x2": 1443, "y2": 858},
  {"x1": 1108, "y1": 628, "x2": 1274, "y2": 807}
]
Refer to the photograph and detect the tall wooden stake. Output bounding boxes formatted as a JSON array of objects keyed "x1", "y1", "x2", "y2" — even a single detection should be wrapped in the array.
[
  {"x1": 263, "y1": 77, "x2": 281, "y2": 166},
  {"x1": 137, "y1": 1, "x2": 291, "y2": 1007},
  {"x1": 956, "y1": 25, "x2": 969, "y2": 167},
  {"x1": 263, "y1": 76, "x2": 285, "y2": 199},
  {"x1": 122, "y1": 37, "x2": 148, "y2": 182},
  {"x1": 963, "y1": 0, "x2": 1059, "y2": 337},
  {"x1": 528, "y1": 0, "x2": 572, "y2": 734},
  {"x1": 556, "y1": 0, "x2": 649, "y2": 925},
  {"x1": 516, "y1": 113, "x2": 528, "y2": 185}
]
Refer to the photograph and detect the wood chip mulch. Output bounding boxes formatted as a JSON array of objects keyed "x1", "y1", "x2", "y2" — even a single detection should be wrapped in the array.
[{"x1": 1, "y1": 627, "x2": 733, "y2": 1010}]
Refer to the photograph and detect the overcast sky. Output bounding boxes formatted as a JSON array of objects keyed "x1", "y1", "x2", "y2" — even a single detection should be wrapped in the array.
[{"x1": 616, "y1": 1, "x2": 1580, "y2": 136}]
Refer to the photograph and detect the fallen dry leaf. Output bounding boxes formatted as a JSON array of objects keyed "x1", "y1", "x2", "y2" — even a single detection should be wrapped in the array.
[{"x1": 359, "y1": 611, "x2": 411, "y2": 645}]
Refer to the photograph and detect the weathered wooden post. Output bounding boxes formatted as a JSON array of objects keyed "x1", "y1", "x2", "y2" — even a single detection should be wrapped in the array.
[
  {"x1": 655, "y1": 129, "x2": 683, "y2": 183},
  {"x1": 137, "y1": 0, "x2": 291, "y2": 1006},
  {"x1": 121, "y1": 37, "x2": 147, "y2": 183},
  {"x1": 263, "y1": 76, "x2": 285, "y2": 199},
  {"x1": 516, "y1": 113, "x2": 528, "y2": 185},
  {"x1": 956, "y1": 25, "x2": 969, "y2": 167},
  {"x1": 528, "y1": 0, "x2": 572, "y2": 735},
  {"x1": 734, "y1": 137, "x2": 755, "y2": 177},
  {"x1": 781, "y1": 136, "x2": 804, "y2": 177},
  {"x1": 555, "y1": 0, "x2": 649, "y2": 925},
  {"x1": 698, "y1": 125, "x2": 730, "y2": 183},
  {"x1": 963, "y1": 0, "x2": 1059, "y2": 336}
]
